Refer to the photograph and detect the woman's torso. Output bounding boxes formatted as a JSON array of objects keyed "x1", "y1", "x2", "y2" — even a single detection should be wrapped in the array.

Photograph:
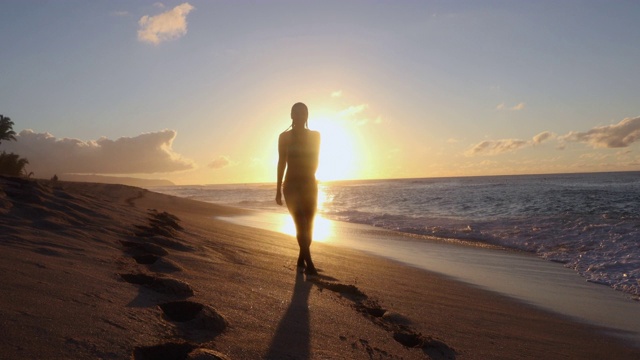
[{"x1": 284, "y1": 129, "x2": 319, "y2": 184}]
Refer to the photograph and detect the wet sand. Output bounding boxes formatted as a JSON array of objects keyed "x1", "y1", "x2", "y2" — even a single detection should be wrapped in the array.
[
  {"x1": 222, "y1": 212, "x2": 640, "y2": 345},
  {"x1": 1, "y1": 176, "x2": 639, "y2": 359}
]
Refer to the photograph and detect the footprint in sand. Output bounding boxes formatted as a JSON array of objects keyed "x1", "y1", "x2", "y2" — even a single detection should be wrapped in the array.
[
  {"x1": 147, "y1": 235, "x2": 195, "y2": 252},
  {"x1": 132, "y1": 210, "x2": 194, "y2": 251},
  {"x1": 159, "y1": 300, "x2": 228, "y2": 334},
  {"x1": 309, "y1": 278, "x2": 457, "y2": 359},
  {"x1": 129, "y1": 252, "x2": 183, "y2": 273},
  {"x1": 120, "y1": 273, "x2": 194, "y2": 297},
  {"x1": 393, "y1": 330, "x2": 456, "y2": 360},
  {"x1": 132, "y1": 254, "x2": 160, "y2": 264},
  {"x1": 356, "y1": 299, "x2": 387, "y2": 318},
  {"x1": 120, "y1": 240, "x2": 169, "y2": 256},
  {"x1": 118, "y1": 211, "x2": 231, "y2": 357},
  {"x1": 135, "y1": 210, "x2": 184, "y2": 238},
  {"x1": 121, "y1": 238, "x2": 183, "y2": 272}
]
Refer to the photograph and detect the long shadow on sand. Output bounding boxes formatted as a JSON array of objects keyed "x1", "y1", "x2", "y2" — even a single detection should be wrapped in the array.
[{"x1": 265, "y1": 272, "x2": 313, "y2": 360}]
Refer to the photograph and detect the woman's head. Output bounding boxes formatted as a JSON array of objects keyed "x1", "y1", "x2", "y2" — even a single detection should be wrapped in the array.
[{"x1": 291, "y1": 102, "x2": 308, "y2": 129}]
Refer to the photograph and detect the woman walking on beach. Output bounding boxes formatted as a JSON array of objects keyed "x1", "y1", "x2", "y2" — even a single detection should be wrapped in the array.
[{"x1": 275, "y1": 102, "x2": 320, "y2": 275}]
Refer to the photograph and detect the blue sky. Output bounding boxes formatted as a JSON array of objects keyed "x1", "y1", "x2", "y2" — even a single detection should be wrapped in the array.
[{"x1": 1, "y1": 1, "x2": 639, "y2": 184}]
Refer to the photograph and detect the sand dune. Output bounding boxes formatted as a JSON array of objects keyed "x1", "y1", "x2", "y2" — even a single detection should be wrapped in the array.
[{"x1": 1, "y1": 176, "x2": 638, "y2": 359}]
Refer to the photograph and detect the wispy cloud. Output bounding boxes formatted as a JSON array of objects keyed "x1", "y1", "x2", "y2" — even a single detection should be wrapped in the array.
[
  {"x1": 465, "y1": 139, "x2": 529, "y2": 156},
  {"x1": 466, "y1": 131, "x2": 557, "y2": 156},
  {"x1": 560, "y1": 116, "x2": 640, "y2": 148},
  {"x1": 331, "y1": 90, "x2": 343, "y2": 98},
  {"x1": 496, "y1": 102, "x2": 526, "y2": 111},
  {"x1": 3, "y1": 130, "x2": 194, "y2": 176},
  {"x1": 338, "y1": 104, "x2": 377, "y2": 126},
  {"x1": 138, "y1": 2, "x2": 194, "y2": 45},
  {"x1": 512, "y1": 102, "x2": 526, "y2": 111},
  {"x1": 338, "y1": 104, "x2": 368, "y2": 118},
  {"x1": 532, "y1": 131, "x2": 555, "y2": 144},
  {"x1": 208, "y1": 155, "x2": 233, "y2": 169}
]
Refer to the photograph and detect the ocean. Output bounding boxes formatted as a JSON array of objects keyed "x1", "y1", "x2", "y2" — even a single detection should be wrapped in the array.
[{"x1": 152, "y1": 171, "x2": 640, "y2": 300}]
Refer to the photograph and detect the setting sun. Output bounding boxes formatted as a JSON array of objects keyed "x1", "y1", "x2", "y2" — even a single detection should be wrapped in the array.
[{"x1": 311, "y1": 115, "x2": 361, "y2": 181}]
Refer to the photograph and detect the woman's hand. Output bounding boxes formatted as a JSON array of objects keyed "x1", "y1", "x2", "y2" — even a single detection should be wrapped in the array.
[{"x1": 275, "y1": 189, "x2": 283, "y2": 205}]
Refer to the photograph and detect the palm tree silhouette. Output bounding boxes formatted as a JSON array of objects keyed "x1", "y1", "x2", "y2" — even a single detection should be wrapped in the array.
[
  {"x1": 0, "y1": 115, "x2": 17, "y2": 145},
  {"x1": 0, "y1": 114, "x2": 30, "y2": 177},
  {"x1": 0, "y1": 152, "x2": 29, "y2": 176}
]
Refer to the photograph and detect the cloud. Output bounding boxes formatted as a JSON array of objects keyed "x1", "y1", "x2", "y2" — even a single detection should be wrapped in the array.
[
  {"x1": 466, "y1": 130, "x2": 557, "y2": 156},
  {"x1": 2, "y1": 129, "x2": 194, "y2": 176},
  {"x1": 465, "y1": 139, "x2": 528, "y2": 156},
  {"x1": 339, "y1": 104, "x2": 368, "y2": 118},
  {"x1": 496, "y1": 102, "x2": 526, "y2": 111},
  {"x1": 338, "y1": 104, "x2": 378, "y2": 126},
  {"x1": 335, "y1": 103, "x2": 382, "y2": 126},
  {"x1": 532, "y1": 131, "x2": 555, "y2": 144},
  {"x1": 208, "y1": 155, "x2": 232, "y2": 169},
  {"x1": 331, "y1": 90, "x2": 343, "y2": 98},
  {"x1": 512, "y1": 102, "x2": 526, "y2": 111},
  {"x1": 560, "y1": 116, "x2": 640, "y2": 148},
  {"x1": 138, "y1": 2, "x2": 194, "y2": 45}
]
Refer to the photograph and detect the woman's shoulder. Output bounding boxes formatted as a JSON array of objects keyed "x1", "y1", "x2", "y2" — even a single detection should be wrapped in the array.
[
  {"x1": 280, "y1": 129, "x2": 319, "y2": 143},
  {"x1": 279, "y1": 130, "x2": 292, "y2": 140}
]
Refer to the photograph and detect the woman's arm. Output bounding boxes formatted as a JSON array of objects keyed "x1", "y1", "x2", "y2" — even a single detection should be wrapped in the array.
[
  {"x1": 311, "y1": 131, "x2": 320, "y2": 174},
  {"x1": 275, "y1": 132, "x2": 288, "y2": 205}
]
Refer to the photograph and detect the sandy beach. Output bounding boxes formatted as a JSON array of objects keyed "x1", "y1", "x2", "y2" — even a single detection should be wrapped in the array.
[{"x1": 1, "y1": 176, "x2": 639, "y2": 359}]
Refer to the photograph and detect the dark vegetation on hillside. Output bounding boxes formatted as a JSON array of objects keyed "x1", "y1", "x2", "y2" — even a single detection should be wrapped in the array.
[{"x1": 0, "y1": 115, "x2": 30, "y2": 177}]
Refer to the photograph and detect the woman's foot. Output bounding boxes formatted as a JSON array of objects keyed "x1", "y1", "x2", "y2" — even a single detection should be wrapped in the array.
[{"x1": 304, "y1": 266, "x2": 318, "y2": 276}]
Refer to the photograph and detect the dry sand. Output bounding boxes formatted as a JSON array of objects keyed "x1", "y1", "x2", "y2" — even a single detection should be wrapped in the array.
[{"x1": 1, "y1": 175, "x2": 639, "y2": 359}]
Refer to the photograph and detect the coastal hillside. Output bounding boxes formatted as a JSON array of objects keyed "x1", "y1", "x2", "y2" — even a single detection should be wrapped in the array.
[{"x1": 59, "y1": 174, "x2": 175, "y2": 187}]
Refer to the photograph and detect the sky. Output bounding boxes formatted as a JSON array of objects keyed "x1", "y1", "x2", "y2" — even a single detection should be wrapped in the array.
[{"x1": 1, "y1": 1, "x2": 640, "y2": 185}]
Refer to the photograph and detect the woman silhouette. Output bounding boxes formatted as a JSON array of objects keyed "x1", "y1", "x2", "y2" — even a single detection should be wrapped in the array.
[{"x1": 275, "y1": 102, "x2": 320, "y2": 275}]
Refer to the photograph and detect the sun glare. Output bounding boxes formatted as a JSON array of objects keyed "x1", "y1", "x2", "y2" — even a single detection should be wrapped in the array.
[
  {"x1": 311, "y1": 116, "x2": 360, "y2": 181},
  {"x1": 277, "y1": 187, "x2": 334, "y2": 242},
  {"x1": 277, "y1": 214, "x2": 334, "y2": 243}
]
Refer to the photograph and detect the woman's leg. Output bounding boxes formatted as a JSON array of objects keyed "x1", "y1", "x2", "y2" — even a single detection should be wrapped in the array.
[
  {"x1": 293, "y1": 212, "x2": 306, "y2": 268},
  {"x1": 285, "y1": 181, "x2": 318, "y2": 274},
  {"x1": 292, "y1": 210, "x2": 316, "y2": 273}
]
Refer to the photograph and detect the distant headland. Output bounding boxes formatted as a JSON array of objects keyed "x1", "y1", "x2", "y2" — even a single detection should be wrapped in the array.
[{"x1": 61, "y1": 174, "x2": 174, "y2": 187}]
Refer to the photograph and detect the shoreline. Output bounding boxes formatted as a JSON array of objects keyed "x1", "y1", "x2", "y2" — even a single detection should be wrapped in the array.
[
  {"x1": 219, "y1": 211, "x2": 640, "y2": 346},
  {"x1": 2, "y1": 177, "x2": 639, "y2": 359}
]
